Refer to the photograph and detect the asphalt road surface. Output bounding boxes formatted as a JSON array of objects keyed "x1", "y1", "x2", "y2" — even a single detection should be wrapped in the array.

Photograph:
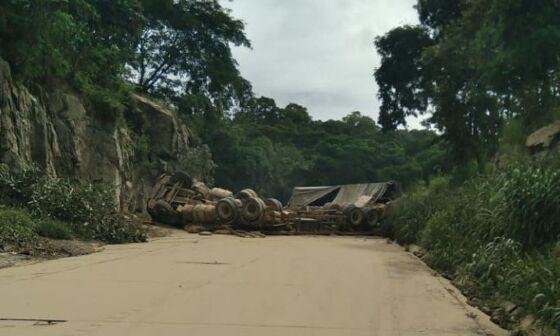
[{"x1": 0, "y1": 232, "x2": 506, "y2": 336}]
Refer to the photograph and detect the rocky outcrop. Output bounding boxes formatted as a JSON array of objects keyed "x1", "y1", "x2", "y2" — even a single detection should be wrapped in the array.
[
  {"x1": 526, "y1": 120, "x2": 560, "y2": 154},
  {"x1": 0, "y1": 57, "x2": 190, "y2": 213}
]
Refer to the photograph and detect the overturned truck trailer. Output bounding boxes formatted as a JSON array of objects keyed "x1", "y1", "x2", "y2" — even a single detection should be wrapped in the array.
[
  {"x1": 146, "y1": 171, "x2": 399, "y2": 234},
  {"x1": 146, "y1": 172, "x2": 287, "y2": 230},
  {"x1": 287, "y1": 182, "x2": 399, "y2": 233}
]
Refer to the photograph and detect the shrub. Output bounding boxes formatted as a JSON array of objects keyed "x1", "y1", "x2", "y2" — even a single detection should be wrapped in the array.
[
  {"x1": 0, "y1": 207, "x2": 37, "y2": 247},
  {"x1": 29, "y1": 180, "x2": 146, "y2": 244},
  {"x1": 0, "y1": 166, "x2": 146, "y2": 244},
  {"x1": 0, "y1": 164, "x2": 42, "y2": 206},
  {"x1": 28, "y1": 177, "x2": 79, "y2": 222},
  {"x1": 499, "y1": 118, "x2": 526, "y2": 152},
  {"x1": 76, "y1": 213, "x2": 146, "y2": 244},
  {"x1": 390, "y1": 191, "x2": 432, "y2": 244},
  {"x1": 36, "y1": 218, "x2": 73, "y2": 240},
  {"x1": 388, "y1": 158, "x2": 560, "y2": 329},
  {"x1": 387, "y1": 176, "x2": 450, "y2": 245}
]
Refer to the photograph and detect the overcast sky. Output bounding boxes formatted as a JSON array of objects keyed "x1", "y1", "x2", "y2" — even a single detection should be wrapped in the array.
[{"x1": 222, "y1": 0, "x2": 419, "y2": 124}]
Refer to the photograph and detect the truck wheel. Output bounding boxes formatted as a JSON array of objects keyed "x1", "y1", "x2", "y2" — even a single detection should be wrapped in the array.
[
  {"x1": 265, "y1": 198, "x2": 283, "y2": 212},
  {"x1": 241, "y1": 197, "x2": 265, "y2": 223},
  {"x1": 169, "y1": 171, "x2": 193, "y2": 189},
  {"x1": 236, "y1": 188, "x2": 258, "y2": 200},
  {"x1": 348, "y1": 207, "x2": 364, "y2": 226},
  {"x1": 154, "y1": 200, "x2": 179, "y2": 226},
  {"x1": 363, "y1": 207, "x2": 379, "y2": 227},
  {"x1": 216, "y1": 197, "x2": 239, "y2": 225}
]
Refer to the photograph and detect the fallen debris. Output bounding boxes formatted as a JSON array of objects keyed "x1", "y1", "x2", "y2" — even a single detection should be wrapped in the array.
[{"x1": 146, "y1": 172, "x2": 400, "y2": 237}]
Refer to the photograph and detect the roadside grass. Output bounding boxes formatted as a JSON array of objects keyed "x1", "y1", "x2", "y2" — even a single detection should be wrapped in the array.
[
  {"x1": 0, "y1": 165, "x2": 146, "y2": 248},
  {"x1": 36, "y1": 218, "x2": 74, "y2": 240},
  {"x1": 385, "y1": 158, "x2": 560, "y2": 330}
]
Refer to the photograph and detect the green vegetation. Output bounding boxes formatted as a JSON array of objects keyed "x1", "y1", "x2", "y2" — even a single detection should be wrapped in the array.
[
  {"x1": 385, "y1": 159, "x2": 560, "y2": 329},
  {"x1": 375, "y1": 2, "x2": 560, "y2": 330},
  {"x1": 0, "y1": 0, "x2": 249, "y2": 116},
  {"x1": 0, "y1": 0, "x2": 447, "y2": 202},
  {"x1": 0, "y1": 165, "x2": 146, "y2": 245},
  {"x1": 186, "y1": 103, "x2": 446, "y2": 201},
  {"x1": 36, "y1": 219, "x2": 74, "y2": 241},
  {"x1": 375, "y1": 0, "x2": 560, "y2": 165},
  {"x1": 0, "y1": 1, "x2": 559, "y2": 331},
  {"x1": 0, "y1": 208, "x2": 38, "y2": 248}
]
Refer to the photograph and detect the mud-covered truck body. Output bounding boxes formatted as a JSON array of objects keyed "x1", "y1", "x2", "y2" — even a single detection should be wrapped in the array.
[{"x1": 286, "y1": 182, "x2": 399, "y2": 233}]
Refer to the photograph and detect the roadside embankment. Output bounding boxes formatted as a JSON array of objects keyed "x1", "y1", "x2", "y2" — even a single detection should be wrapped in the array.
[{"x1": 382, "y1": 156, "x2": 560, "y2": 335}]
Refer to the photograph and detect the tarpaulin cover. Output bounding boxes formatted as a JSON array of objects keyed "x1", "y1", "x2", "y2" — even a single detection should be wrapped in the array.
[
  {"x1": 287, "y1": 186, "x2": 340, "y2": 208},
  {"x1": 332, "y1": 183, "x2": 388, "y2": 207},
  {"x1": 288, "y1": 183, "x2": 391, "y2": 208}
]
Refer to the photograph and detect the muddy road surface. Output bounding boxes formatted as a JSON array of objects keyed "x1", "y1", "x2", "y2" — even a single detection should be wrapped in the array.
[{"x1": 0, "y1": 232, "x2": 506, "y2": 336}]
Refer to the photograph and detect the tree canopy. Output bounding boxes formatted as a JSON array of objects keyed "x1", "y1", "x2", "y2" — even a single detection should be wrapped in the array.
[
  {"x1": 375, "y1": 0, "x2": 560, "y2": 163},
  {"x1": 0, "y1": 0, "x2": 447, "y2": 199},
  {"x1": 184, "y1": 96, "x2": 446, "y2": 201},
  {"x1": 0, "y1": 0, "x2": 251, "y2": 112}
]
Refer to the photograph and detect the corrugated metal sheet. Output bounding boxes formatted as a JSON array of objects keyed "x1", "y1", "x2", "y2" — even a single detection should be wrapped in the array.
[
  {"x1": 288, "y1": 182, "x2": 393, "y2": 208},
  {"x1": 287, "y1": 186, "x2": 340, "y2": 208}
]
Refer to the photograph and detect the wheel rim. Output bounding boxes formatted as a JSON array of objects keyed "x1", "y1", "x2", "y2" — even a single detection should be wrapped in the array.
[{"x1": 350, "y1": 209, "x2": 363, "y2": 226}]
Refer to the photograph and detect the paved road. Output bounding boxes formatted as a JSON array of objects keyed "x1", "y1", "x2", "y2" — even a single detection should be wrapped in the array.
[{"x1": 0, "y1": 233, "x2": 505, "y2": 336}]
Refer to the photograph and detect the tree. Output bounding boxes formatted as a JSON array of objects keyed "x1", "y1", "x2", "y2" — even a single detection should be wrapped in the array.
[
  {"x1": 236, "y1": 97, "x2": 281, "y2": 123},
  {"x1": 374, "y1": 26, "x2": 433, "y2": 130},
  {"x1": 374, "y1": 0, "x2": 560, "y2": 163},
  {"x1": 133, "y1": 0, "x2": 252, "y2": 108},
  {"x1": 280, "y1": 103, "x2": 313, "y2": 125},
  {"x1": 416, "y1": 0, "x2": 467, "y2": 34},
  {"x1": 0, "y1": 0, "x2": 143, "y2": 87}
]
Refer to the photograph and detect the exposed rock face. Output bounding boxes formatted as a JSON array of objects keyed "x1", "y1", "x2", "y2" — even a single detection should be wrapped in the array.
[
  {"x1": 526, "y1": 120, "x2": 560, "y2": 154},
  {"x1": 0, "y1": 57, "x2": 190, "y2": 213}
]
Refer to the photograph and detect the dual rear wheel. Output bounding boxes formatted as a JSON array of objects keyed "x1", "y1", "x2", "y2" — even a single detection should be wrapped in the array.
[{"x1": 345, "y1": 205, "x2": 379, "y2": 227}]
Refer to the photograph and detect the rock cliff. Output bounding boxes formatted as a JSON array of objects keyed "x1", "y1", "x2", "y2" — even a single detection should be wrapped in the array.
[{"x1": 0, "y1": 57, "x2": 190, "y2": 213}]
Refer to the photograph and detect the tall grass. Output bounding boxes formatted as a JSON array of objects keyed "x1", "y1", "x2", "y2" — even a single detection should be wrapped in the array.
[
  {"x1": 385, "y1": 176, "x2": 451, "y2": 245},
  {"x1": 500, "y1": 163, "x2": 560, "y2": 248},
  {"x1": 386, "y1": 157, "x2": 560, "y2": 329}
]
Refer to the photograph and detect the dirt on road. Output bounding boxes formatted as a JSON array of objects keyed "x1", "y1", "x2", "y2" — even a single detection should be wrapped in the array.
[{"x1": 0, "y1": 232, "x2": 506, "y2": 336}]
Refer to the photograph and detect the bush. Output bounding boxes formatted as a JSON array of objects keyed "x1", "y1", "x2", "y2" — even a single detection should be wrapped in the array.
[
  {"x1": 1, "y1": 166, "x2": 146, "y2": 244},
  {"x1": 28, "y1": 177, "x2": 79, "y2": 222},
  {"x1": 0, "y1": 164, "x2": 42, "y2": 206},
  {"x1": 0, "y1": 207, "x2": 37, "y2": 247},
  {"x1": 76, "y1": 213, "x2": 146, "y2": 244},
  {"x1": 388, "y1": 158, "x2": 560, "y2": 329},
  {"x1": 36, "y1": 219, "x2": 73, "y2": 240},
  {"x1": 29, "y1": 179, "x2": 146, "y2": 244},
  {"x1": 387, "y1": 176, "x2": 450, "y2": 245}
]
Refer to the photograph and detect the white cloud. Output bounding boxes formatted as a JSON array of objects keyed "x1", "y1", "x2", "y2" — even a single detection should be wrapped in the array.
[{"x1": 223, "y1": 0, "x2": 420, "y2": 125}]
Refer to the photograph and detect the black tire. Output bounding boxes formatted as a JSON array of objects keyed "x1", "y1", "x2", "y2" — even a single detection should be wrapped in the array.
[
  {"x1": 343, "y1": 204, "x2": 356, "y2": 216},
  {"x1": 241, "y1": 197, "x2": 265, "y2": 224},
  {"x1": 348, "y1": 207, "x2": 364, "y2": 226},
  {"x1": 216, "y1": 197, "x2": 239, "y2": 225},
  {"x1": 154, "y1": 200, "x2": 179, "y2": 226},
  {"x1": 363, "y1": 207, "x2": 379, "y2": 227},
  {"x1": 192, "y1": 182, "x2": 210, "y2": 199},
  {"x1": 342, "y1": 204, "x2": 364, "y2": 226},
  {"x1": 169, "y1": 171, "x2": 193, "y2": 189},
  {"x1": 265, "y1": 198, "x2": 283, "y2": 212},
  {"x1": 236, "y1": 188, "x2": 258, "y2": 200}
]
